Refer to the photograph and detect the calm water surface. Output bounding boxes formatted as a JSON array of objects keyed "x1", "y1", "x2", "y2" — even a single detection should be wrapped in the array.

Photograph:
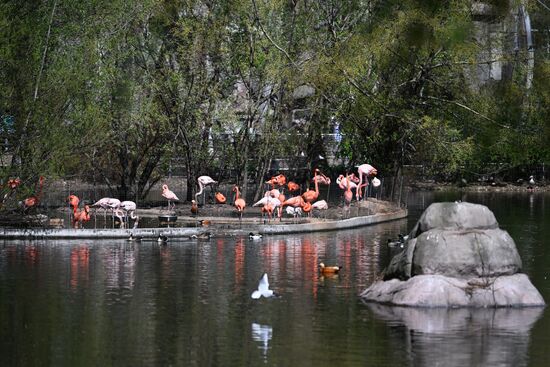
[{"x1": 1, "y1": 191, "x2": 549, "y2": 366}]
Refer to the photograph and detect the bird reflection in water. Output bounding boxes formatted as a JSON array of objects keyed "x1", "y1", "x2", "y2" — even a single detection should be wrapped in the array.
[
  {"x1": 70, "y1": 244, "x2": 90, "y2": 290},
  {"x1": 251, "y1": 323, "x2": 273, "y2": 360}
]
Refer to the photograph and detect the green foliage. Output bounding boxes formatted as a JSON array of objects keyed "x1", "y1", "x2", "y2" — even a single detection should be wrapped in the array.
[{"x1": 0, "y1": 0, "x2": 547, "y2": 199}]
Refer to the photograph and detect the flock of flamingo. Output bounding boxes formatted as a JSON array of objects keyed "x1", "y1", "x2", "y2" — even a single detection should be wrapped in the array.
[
  {"x1": 3, "y1": 163, "x2": 378, "y2": 229},
  {"x1": 161, "y1": 163, "x2": 379, "y2": 223}
]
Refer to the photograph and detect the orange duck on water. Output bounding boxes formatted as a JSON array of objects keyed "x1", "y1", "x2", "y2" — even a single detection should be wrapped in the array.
[{"x1": 319, "y1": 262, "x2": 342, "y2": 274}]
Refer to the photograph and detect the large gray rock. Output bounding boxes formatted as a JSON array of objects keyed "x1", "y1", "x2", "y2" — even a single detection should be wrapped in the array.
[
  {"x1": 363, "y1": 202, "x2": 545, "y2": 307},
  {"x1": 409, "y1": 202, "x2": 498, "y2": 238},
  {"x1": 412, "y1": 228, "x2": 522, "y2": 278},
  {"x1": 361, "y1": 274, "x2": 545, "y2": 307}
]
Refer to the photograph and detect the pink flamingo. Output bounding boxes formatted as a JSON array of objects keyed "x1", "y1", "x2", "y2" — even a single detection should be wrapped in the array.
[
  {"x1": 313, "y1": 170, "x2": 331, "y2": 201},
  {"x1": 22, "y1": 176, "x2": 45, "y2": 212},
  {"x1": 162, "y1": 184, "x2": 179, "y2": 210},
  {"x1": 91, "y1": 197, "x2": 121, "y2": 228},
  {"x1": 356, "y1": 164, "x2": 378, "y2": 200},
  {"x1": 344, "y1": 174, "x2": 353, "y2": 218},
  {"x1": 72, "y1": 205, "x2": 91, "y2": 229},
  {"x1": 282, "y1": 195, "x2": 305, "y2": 208},
  {"x1": 302, "y1": 169, "x2": 320, "y2": 203},
  {"x1": 196, "y1": 175, "x2": 217, "y2": 205},
  {"x1": 233, "y1": 186, "x2": 246, "y2": 223}
]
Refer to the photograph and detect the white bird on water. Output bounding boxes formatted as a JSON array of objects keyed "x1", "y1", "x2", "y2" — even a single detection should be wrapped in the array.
[{"x1": 251, "y1": 273, "x2": 276, "y2": 299}]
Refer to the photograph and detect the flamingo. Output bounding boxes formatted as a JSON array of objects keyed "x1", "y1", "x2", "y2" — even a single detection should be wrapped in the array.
[
  {"x1": 253, "y1": 196, "x2": 270, "y2": 207},
  {"x1": 162, "y1": 184, "x2": 179, "y2": 210},
  {"x1": 287, "y1": 181, "x2": 300, "y2": 193},
  {"x1": 191, "y1": 200, "x2": 198, "y2": 215},
  {"x1": 266, "y1": 174, "x2": 286, "y2": 189},
  {"x1": 68, "y1": 195, "x2": 80, "y2": 211},
  {"x1": 336, "y1": 175, "x2": 358, "y2": 191},
  {"x1": 302, "y1": 201, "x2": 312, "y2": 217},
  {"x1": 282, "y1": 195, "x2": 305, "y2": 208},
  {"x1": 302, "y1": 169, "x2": 320, "y2": 203},
  {"x1": 312, "y1": 200, "x2": 328, "y2": 218},
  {"x1": 261, "y1": 202, "x2": 274, "y2": 222},
  {"x1": 215, "y1": 192, "x2": 226, "y2": 204},
  {"x1": 119, "y1": 200, "x2": 138, "y2": 229},
  {"x1": 277, "y1": 192, "x2": 286, "y2": 220},
  {"x1": 285, "y1": 206, "x2": 303, "y2": 222},
  {"x1": 196, "y1": 175, "x2": 217, "y2": 205},
  {"x1": 22, "y1": 176, "x2": 45, "y2": 211},
  {"x1": 313, "y1": 170, "x2": 331, "y2": 201},
  {"x1": 91, "y1": 198, "x2": 121, "y2": 228},
  {"x1": 72, "y1": 205, "x2": 91, "y2": 229},
  {"x1": 233, "y1": 185, "x2": 246, "y2": 223},
  {"x1": 344, "y1": 174, "x2": 353, "y2": 218},
  {"x1": 356, "y1": 164, "x2": 378, "y2": 200},
  {"x1": 68, "y1": 194, "x2": 80, "y2": 224}
]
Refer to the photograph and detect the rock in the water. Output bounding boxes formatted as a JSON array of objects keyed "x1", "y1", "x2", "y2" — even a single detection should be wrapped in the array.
[
  {"x1": 363, "y1": 201, "x2": 545, "y2": 307},
  {"x1": 361, "y1": 274, "x2": 545, "y2": 307}
]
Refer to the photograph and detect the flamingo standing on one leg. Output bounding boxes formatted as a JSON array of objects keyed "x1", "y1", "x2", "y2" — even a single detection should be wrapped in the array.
[
  {"x1": 162, "y1": 184, "x2": 179, "y2": 210},
  {"x1": 233, "y1": 185, "x2": 246, "y2": 224},
  {"x1": 356, "y1": 164, "x2": 378, "y2": 201},
  {"x1": 196, "y1": 176, "x2": 217, "y2": 206}
]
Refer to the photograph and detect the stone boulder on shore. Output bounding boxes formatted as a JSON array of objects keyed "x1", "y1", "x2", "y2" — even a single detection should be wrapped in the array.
[{"x1": 361, "y1": 202, "x2": 545, "y2": 307}]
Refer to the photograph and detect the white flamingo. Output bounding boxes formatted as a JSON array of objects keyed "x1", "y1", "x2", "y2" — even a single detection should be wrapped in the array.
[
  {"x1": 91, "y1": 197, "x2": 121, "y2": 228},
  {"x1": 119, "y1": 200, "x2": 138, "y2": 229},
  {"x1": 312, "y1": 200, "x2": 328, "y2": 218},
  {"x1": 196, "y1": 175, "x2": 217, "y2": 205},
  {"x1": 356, "y1": 164, "x2": 378, "y2": 200},
  {"x1": 286, "y1": 206, "x2": 303, "y2": 222}
]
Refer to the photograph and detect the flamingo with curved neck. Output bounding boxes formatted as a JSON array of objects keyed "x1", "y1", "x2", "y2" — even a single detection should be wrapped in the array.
[
  {"x1": 302, "y1": 169, "x2": 320, "y2": 203},
  {"x1": 196, "y1": 175, "x2": 217, "y2": 204}
]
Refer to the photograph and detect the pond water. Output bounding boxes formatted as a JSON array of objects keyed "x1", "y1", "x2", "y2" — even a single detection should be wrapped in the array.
[{"x1": 1, "y1": 191, "x2": 548, "y2": 366}]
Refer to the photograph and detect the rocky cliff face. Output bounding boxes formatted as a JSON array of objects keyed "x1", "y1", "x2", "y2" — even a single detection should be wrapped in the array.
[
  {"x1": 469, "y1": 1, "x2": 534, "y2": 89},
  {"x1": 361, "y1": 202, "x2": 545, "y2": 307}
]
